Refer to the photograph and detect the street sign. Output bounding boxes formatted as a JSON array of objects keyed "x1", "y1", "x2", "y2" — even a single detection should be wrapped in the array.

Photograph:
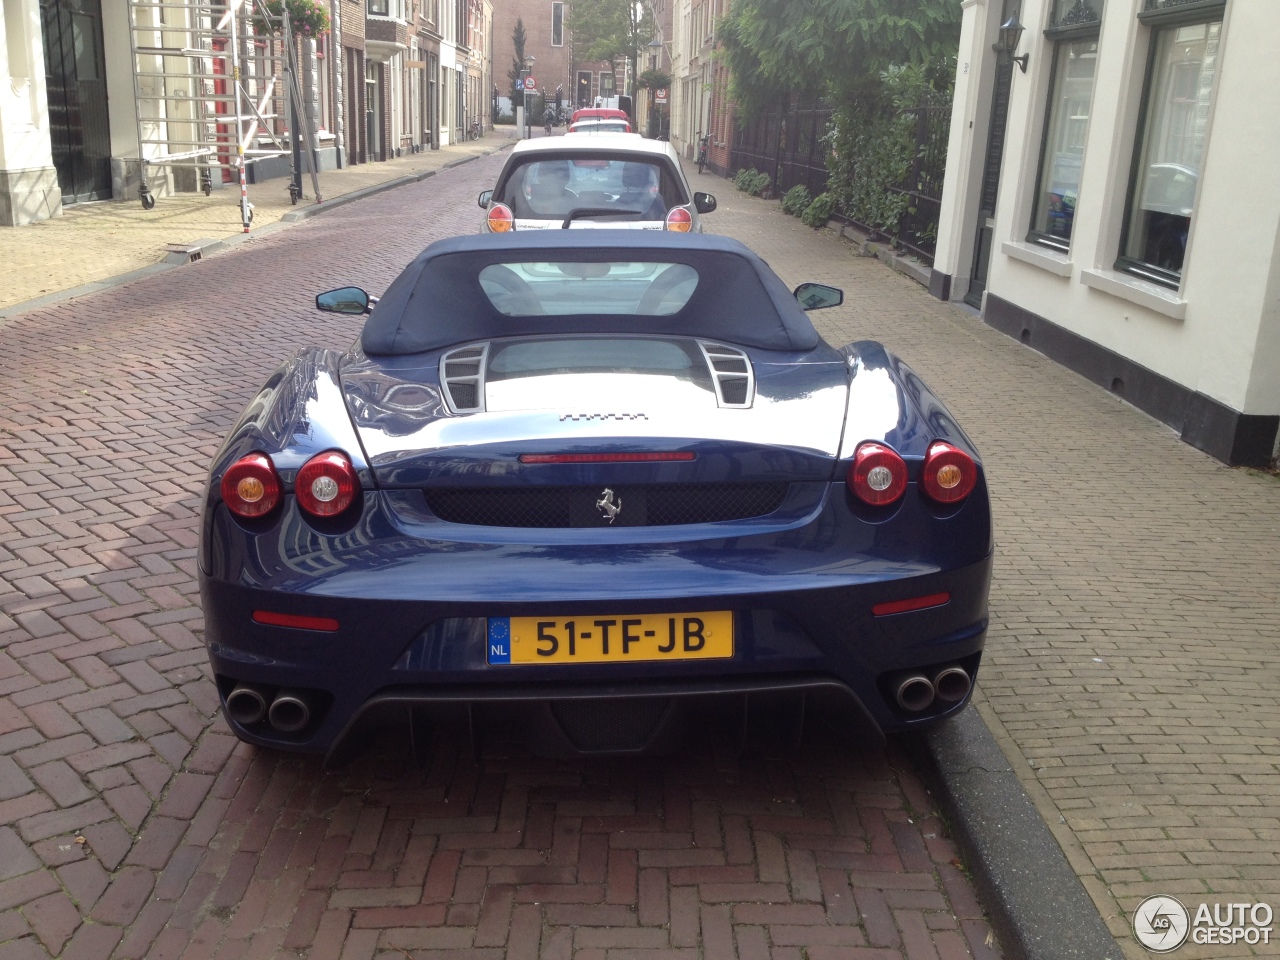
[
  {"x1": 655, "y1": 87, "x2": 668, "y2": 104},
  {"x1": 524, "y1": 76, "x2": 536, "y2": 90}
]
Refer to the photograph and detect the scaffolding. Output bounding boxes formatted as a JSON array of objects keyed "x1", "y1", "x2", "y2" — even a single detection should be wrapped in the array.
[{"x1": 126, "y1": 0, "x2": 323, "y2": 231}]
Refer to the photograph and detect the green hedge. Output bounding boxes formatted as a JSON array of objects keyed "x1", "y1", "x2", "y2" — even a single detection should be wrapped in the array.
[
  {"x1": 801, "y1": 192, "x2": 836, "y2": 228},
  {"x1": 781, "y1": 184, "x2": 812, "y2": 216}
]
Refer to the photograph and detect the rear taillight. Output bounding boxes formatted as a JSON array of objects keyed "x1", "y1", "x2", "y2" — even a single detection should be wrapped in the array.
[
  {"x1": 221, "y1": 453, "x2": 281, "y2": 519},
  {"x1": 665, "y1": 207, "x2": 693, "y2": 232},
  {"x1": 848, "y1": 442, "x2": 908, "y2": 506},
  {"x1": 921, "y1": 441, "x2": 977, "y2": 504},
  {"x1": 296, "y1": 451, "x2": 359, "y2": 518},
  {"x1": 487, "y1": 203, "x2": 514, "y2": 232}
]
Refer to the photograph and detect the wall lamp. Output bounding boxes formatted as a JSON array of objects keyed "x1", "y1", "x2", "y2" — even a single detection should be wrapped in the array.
[{"x1": 993, "y1": 15, "x2": 1029, "y2": 73}]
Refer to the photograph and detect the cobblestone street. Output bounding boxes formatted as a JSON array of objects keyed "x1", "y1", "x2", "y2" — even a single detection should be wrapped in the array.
[
  {"x1": 3, "y1": 153, "x2": 1279, "y2": 960},
  {"x1": 0, "y1": 155, "x2": 1006, "y2": 960}
]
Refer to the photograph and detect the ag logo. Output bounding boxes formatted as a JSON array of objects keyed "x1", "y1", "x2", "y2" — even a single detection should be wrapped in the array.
[{"x1": 1133, "y1": 895, "x2": 1190, "y2": 953}]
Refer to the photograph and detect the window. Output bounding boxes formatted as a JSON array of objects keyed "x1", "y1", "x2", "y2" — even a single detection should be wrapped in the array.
[
  {"x1": 1117, "y1": 9, "x2": 1222, "y2": 286},
  {"x1": 479, "y1": 263, "x2": 699, "y2": 317},
  {"x1": 552, "y1": 2, "x2": 564, "y2": 46},
  {"x1": 1028, "y1": 0, "x2": 1103, "y2": 250},
  {"x1": 367, "y1": 0, "x2": 389, "y2": 14}
]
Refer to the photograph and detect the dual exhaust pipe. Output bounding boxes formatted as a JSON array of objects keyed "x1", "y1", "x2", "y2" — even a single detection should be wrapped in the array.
[
  {"x1": 893, "y1": 665, "x2": 972, "y2": 713},
  {"x1": 225, "y1": 684, "x2": 311, "y2": 733}
]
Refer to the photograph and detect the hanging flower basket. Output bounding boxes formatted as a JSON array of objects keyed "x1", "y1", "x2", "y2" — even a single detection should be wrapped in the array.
[{"x1": 253, "y1": 0, "x2": 330, "y2": 37}]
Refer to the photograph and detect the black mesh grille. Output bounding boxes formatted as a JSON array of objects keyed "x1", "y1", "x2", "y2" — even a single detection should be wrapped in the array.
[
  {"x1": 447, "y1": 382, "x2": 478, "y2": 409},
  {"x1": 551, "y1": 698, "x2": 671, "y2": 751},
  {"x1": 425, "y1": 482, "x2": 788, "y2": 527},
  {"x1": 719, "y1": 378, "x2": 749, "y2": 405}
]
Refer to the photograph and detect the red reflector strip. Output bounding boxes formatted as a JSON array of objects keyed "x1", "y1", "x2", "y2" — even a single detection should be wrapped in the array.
[
  {"x1": 519, "y1": 452, "x2": 696, "y2": 464},
  {"x1": 871, "y1": 592, "x2": 951, "y2": 617},
  {"x1": 252, "y1": 610, "x2": 340, "y2": 632}
]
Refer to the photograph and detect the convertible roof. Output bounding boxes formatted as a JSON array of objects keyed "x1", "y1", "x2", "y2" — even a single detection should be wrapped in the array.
[{"x1": 361, "y1": 232, "x2": 823, "y2": 356}]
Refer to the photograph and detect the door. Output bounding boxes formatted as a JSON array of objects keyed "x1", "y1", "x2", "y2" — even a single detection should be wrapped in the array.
[
  {"x1": 40, "y1": 0, "x2": 112, "y2": 203},
  {"x1": 965, "y1": 57, "x2": 1014, "y2": 309}
]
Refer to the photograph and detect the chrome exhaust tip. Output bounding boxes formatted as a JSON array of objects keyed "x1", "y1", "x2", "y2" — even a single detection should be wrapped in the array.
[
  {"x1": 895, "y1": 674, "x2": 935, "y2": 712},
  {"x1": 225, "y1": 684, "x2": 269, "y2": 726},
  {"x1": 932, "y1": 666, "x2": 972, "y2": 704},
  {"x1": 268, "y1": 689, "x2": 311, "y2": 733}
]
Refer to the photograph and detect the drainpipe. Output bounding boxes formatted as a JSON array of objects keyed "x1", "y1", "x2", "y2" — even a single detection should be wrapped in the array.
[{"x1": 330, "y1": 0, "x2": 345, "y2": 165}]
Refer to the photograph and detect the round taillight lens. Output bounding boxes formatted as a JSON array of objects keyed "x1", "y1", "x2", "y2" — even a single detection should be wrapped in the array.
[
  {"x1": 221, "y1": 453, "x2": 281, "y2": 519},
  {"x1": 848, "y1": 442, "x2": 908, "y2": 506},
  {"x1": 296, "y1": 451, "x2": 359, "y2": 518},
  {"x1": 665, "y1": 207, "x2": 693, "y2": 232},
  {"x1": 487, "y1": 203, "x2": 514, "y2": 232},
  {"x1": 922, "y1": 441, "x2": 977, "y2": 504}
]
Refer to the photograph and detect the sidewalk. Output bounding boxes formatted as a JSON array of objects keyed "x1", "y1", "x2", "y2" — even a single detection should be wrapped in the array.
[
  {"x1": 0, "y1": 128, "x2": 516, "y2": 314},
  {"x1": 707, "y1": 175, "x2": 1280, "y2": 960}
]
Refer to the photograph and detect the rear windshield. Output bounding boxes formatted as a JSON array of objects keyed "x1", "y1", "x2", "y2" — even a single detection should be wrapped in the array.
[
  {"x1": 571, "y1": 122, "x2": 631, "y2": 133},
  {"x1": 479, "y1": 261, "x2": 698, "y2": 317},
  {"x1": 497, "y1": 157, "x2": 686, "y2": 221}
]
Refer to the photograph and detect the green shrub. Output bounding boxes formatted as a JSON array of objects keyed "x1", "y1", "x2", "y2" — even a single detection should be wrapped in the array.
[
  {"x1": 734, "y1": 168, "x2": 758, "y2": 191},
  {"x1": 781, "y1": 184, "x2": 812, "y2": 216},
  {"x1": 801, "y1": 192, "x2": 836, "y2": 228},
  {"x1": 745, "y1": 170, "x2": 771, "y2": 197}
]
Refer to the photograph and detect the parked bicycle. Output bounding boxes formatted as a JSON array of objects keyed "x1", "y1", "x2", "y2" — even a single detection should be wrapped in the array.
[
  {"x1": 469, "y1": 118, "x2": 482, "y2": 141},
  {"x1": 696, "y1": 133, "x2": 710, "y2": 174}
]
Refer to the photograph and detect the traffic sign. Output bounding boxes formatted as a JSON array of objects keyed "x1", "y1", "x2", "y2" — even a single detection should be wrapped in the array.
[
  {"x1": 655, "y1": 87, "x2": 668, "y2": 104},
  {"x1": 524, "y1": 76, "x2": 536, "y2": 90}
]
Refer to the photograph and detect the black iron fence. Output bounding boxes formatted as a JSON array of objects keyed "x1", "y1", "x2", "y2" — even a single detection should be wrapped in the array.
[
  {"x1": 730, "y1": 95, "x2": 952, "y2": 262},
  {"x1": 888, "y1": 101, "x2": 951, "y2": 262},
  {"x1": 731, "y1": 102, "x2": 833, "y2": 198}
]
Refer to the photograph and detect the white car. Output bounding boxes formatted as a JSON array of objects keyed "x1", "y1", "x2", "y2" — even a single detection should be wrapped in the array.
[
  {"x1": 567, "y1": 119, "x2": 634, "y2": 134},
  {"x1": 478, "y1": 135, "x2": 717, "y2": 232}
]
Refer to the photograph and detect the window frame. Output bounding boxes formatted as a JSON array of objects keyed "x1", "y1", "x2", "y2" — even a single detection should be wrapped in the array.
[
  {"x1": 1026, "y1": 17, "x2": 1102, "y2": 252},
  {"x1": 1114, "y1": 0, "x2": 1225, "y2": 288},
  {"x1": 551, "y1": 1, "x2": 564, "y2": 46}
]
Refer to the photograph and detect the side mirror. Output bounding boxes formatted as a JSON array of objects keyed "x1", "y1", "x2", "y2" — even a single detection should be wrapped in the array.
[
  {"x1": 316, "y1": 287, "x2": 371, "y2": 315},
  {"x1": 478, "y1": 189, "x2": 493, "y2": 209},
  {"x1": 793, "y1": 282, "x2": 843, "y2": 311},
  {"x1": 694, "y1": 192, "x2": 716, "y2": 214}
]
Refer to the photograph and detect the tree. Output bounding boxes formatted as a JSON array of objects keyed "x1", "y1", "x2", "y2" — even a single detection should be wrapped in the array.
[
  {"x1": 719, "y1": 0, "x2": 959, "y2": 116},
  {"x1": 568, "y1": 0, "x2": 654, "y2": 101},
  {"x1": 507, "y1": 19, "x2": 528, "y2": 110}
]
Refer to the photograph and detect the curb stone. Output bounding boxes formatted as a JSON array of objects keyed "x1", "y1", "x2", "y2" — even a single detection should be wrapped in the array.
[
  {"x1": 910, "y1": 708, "x2": 1124, "y2": 960},
  {"x1": 279, "y1": 146, "x2": 510, "y2": 224}
]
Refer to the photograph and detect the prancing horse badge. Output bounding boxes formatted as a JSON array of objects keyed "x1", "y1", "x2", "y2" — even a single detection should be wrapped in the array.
[{"x1": 596, "y1": 488, "x2": 622, "y2": 523}]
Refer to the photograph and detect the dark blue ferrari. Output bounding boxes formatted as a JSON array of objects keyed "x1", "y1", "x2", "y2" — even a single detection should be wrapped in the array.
[{"x1": 199, "y1": 231, "x2": 992, "y2": 762}]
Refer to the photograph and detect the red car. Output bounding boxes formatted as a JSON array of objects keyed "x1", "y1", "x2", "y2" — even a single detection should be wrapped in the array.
[{"x1": 571, "y1": 107, "x2": 629, "y2": 124}]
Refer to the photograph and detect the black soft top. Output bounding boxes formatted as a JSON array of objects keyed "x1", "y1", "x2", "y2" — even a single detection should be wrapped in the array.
[{"x1": 360, "y1": 231, "x2": 822, "y2": 356}]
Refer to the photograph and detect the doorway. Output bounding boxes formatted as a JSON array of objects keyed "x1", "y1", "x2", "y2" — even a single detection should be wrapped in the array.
[
  {"x1": 40, "y1": 0, "x2": 112, "y2": 204},
  {"x1": 965, "y1": 0, "x2": 1020, "y2": 309}
]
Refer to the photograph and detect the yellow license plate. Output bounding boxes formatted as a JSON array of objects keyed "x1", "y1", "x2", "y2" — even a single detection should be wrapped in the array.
[{"x1": 487, "y1": 612, "x2": 733, "y2": 665}]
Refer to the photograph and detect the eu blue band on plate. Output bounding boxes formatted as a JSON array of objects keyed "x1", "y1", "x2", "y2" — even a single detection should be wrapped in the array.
[{"x1": 487, "y1": 618, "x2": 512, "y2": 664}]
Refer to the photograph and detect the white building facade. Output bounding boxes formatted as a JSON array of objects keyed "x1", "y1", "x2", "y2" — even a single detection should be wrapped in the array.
[{"x1": 933, "y1": 0, "x2": 1280, "y2": 467}]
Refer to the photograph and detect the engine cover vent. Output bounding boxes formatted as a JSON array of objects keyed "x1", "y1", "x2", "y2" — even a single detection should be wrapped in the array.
[
  {"x1": 698, "y1": 342, "x2": 754, "y2": 408},
  {"x1": 439, "y1": 343, "x2": 488, "y2": 413}
]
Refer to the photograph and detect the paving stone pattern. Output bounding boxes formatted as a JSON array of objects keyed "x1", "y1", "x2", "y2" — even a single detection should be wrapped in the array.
[
  {"x1": 0, "y1": 156, "x2": 1005, "y2": 959},
  {"x1": 708, "y1": 185, "x2": 1280, "y2": 959}
]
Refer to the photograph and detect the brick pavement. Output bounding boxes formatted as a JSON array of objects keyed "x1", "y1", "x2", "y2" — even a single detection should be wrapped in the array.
[
  {"x1": 0, "y1": 129, "x2": 515, "y2": 313},
  {"x1": 0, "y1": 154, "x2": 1006, "y2": 958},
  {"x1": 703, "y1": 178, "x2": 1280, "y2": 959}
]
